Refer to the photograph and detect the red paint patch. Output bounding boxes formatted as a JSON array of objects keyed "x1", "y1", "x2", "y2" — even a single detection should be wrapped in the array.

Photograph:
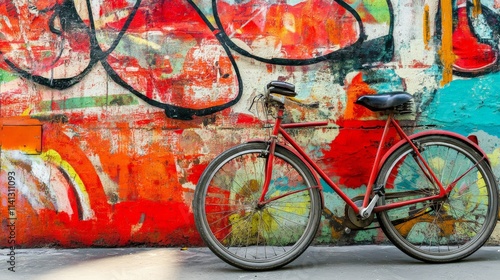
[
  {"x1": 319, "y1": 73, "x2": 401, "y2": 189},
  {"x1": 320, "y1": 120, "x2": 400, "y2": 189}
]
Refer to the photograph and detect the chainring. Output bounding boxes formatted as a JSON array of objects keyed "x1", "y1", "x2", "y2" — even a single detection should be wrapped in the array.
[{"x1": 344, "y1": 195, "x2": 375, "y2": 230}]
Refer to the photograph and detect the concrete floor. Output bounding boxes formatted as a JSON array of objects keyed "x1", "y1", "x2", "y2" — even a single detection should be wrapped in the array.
[{"x1": 1, "y1": 245, "x2": 499, "y2": 280}]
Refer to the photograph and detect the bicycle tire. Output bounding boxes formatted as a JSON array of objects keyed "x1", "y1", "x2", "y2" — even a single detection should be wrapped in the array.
[
  {"x1": 193, "y1": 142, "x2": 322, "y2": 271},
  {"x1": 376, "y1": 134, "x2": 498, "y2": 262}
]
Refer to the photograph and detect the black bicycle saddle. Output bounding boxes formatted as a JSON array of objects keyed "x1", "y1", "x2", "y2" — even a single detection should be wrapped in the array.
[{"x1": 355, "y1": 92, "x2": 412, "y2": 112}]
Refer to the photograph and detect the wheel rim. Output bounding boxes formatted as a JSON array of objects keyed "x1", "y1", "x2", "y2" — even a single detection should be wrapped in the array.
[
  {"x1": 199, "y1": 148, "x2": 318, "y2": 266},
  {"x1": 379, "y1": 140, "x2": 496, "y2": 257}
]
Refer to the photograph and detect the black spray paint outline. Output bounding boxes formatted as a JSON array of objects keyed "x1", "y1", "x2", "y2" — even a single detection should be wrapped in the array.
[{"x1": 1, "y1": 0, "x2": 395, "y2": 119}]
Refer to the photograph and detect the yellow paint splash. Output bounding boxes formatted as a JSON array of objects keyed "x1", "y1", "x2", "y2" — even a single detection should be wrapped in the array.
[
  {"x1": 423, "y1": 5, "x2": 431, "y2": 50},
  {"x1": 472, "y1": 0, "x2": 483, "y2": 18},
  {"x1": 429, "y1": 157, "x2": 445, "y2": 173},
  {"x1": 41, "y1": 149, "x2": 94, "y2": 220},
  {"x1": 21, "y1": 106, "x2": 33, "y2": 116},
  {"x1": 488, "y1": 147, "x2": 500, "y2": 167}
]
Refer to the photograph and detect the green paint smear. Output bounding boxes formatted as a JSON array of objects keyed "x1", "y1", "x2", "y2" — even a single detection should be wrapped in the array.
[
  {"x1": 98, "y1": 31, "x2": 196, "y2": 79},
  {"x1": 0, "y1": 69, "x2": 17, "y2": 83},
  {"x1": 362, "y1": 0, "x2": 390, "y2": 23},
  {"x1": 40, "y1": 94, "x2": 139, "y2": 111}
]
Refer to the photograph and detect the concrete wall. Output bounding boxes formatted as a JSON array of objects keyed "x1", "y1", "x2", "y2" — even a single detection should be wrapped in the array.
[{"x1": 1, "y1": 0, "x2": 500, "y2": 247}]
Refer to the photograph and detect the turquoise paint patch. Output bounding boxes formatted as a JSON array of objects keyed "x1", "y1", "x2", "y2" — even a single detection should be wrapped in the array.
[
  {"x1": 353, "y1": 228, "x2": 379, "y2": 243},
  {"x1": 317, "y1": 179, "x2": 382, "y2": 244},
  {"x1": 306, "y1": 143, "x2": 325, "y2": 158},
  {"x1": 419, "y1": 72, "x2": 500, "y2": 137},
  {"x1": 362, "y1": 68, "x2": 405, "y2": 93}
]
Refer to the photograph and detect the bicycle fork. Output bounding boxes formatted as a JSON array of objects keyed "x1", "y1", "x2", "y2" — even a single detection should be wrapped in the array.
[
  {"x1": 257, "y1": 108, "x2": 284, "y2": 207},
  {"x1": 257, "y1": 138, "x2": 278, "y2": 207}
]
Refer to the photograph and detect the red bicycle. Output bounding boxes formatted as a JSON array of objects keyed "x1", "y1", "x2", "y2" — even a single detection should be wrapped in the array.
[{"x1": 193, "y1": 81, "x2": 498, "y2": 271}]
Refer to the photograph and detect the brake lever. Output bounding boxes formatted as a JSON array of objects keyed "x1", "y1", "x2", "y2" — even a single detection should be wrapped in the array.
[{"x1": 248, "y1": 94, "x2": 264, "y2": 112}]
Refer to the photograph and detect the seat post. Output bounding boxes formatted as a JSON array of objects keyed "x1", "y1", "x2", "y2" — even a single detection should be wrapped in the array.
[{"x1": 362, "y1": 113, "x2": 394, "y2": 208}]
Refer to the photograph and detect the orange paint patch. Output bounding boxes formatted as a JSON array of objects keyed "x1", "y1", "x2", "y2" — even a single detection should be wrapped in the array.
[
  {"x1": 343, "y1": 73, "x2": 377, "y2": 120},
  {"x1": 439, "y1": 0, "x2": 454, "y2": 85},
  {"x1": 472, "y1": 0, "x2": 482, "y2": 17},
  {"x1": 0, "y1": 117, "x2": 42, "y2": 154}
]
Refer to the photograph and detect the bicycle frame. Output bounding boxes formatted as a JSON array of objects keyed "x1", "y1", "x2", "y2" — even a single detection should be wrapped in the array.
[{"x1": 258, "y1": 105, "x2": 489, "y2": 217}]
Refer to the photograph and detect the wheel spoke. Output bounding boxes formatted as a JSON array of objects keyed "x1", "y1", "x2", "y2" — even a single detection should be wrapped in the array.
[
  {"x1": 377, "y1": 135, "x2": 498, "y2": 262},
  {"x1": 193, "y1": 143, "x2": 321, "y2": 270}
]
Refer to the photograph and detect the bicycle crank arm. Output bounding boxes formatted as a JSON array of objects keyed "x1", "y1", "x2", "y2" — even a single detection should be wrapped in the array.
[{"x1": 359, "y1": 194, "x2": 380, "y2": 219}]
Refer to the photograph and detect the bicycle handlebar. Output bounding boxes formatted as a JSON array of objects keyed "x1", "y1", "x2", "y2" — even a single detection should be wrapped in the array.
[
  {"x1": 264, "y1": 81, "x2": 319, "y2": 108},
  {"x1": 264, "y1": 81, "x2": 296, "y2": 106}
]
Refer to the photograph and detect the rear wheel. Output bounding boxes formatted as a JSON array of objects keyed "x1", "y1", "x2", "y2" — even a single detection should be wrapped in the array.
[
  {"x1": 193, "y1": 142, "x2": 322, "y2": 270},
  {"x1": 377, "y1": 135, "x2": 498, "y2": 262}
]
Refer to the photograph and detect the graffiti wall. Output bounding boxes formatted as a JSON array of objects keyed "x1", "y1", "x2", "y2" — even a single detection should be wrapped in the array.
[{"x1": 1, "y1": 0, "x2": 500, "y2": 247}]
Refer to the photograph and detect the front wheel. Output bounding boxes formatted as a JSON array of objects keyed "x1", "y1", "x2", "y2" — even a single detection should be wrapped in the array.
[
  {"x1": 193, "y1": 142, "x2": 322, "y2": 271},
  {"x1": 376, "y1": 135, "x2": 498, "y2": 263}
]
